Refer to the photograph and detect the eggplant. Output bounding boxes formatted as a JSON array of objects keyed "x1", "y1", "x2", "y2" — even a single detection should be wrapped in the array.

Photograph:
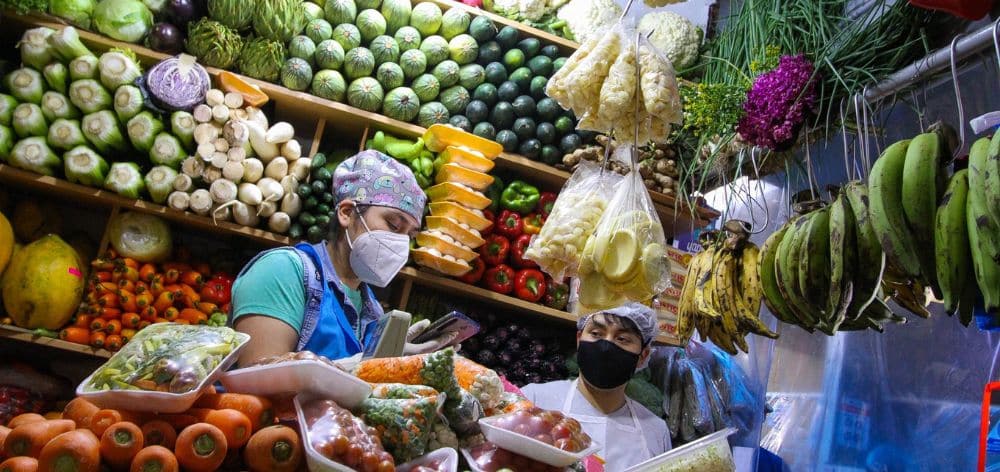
[
  {"x1": 507, "y1": 338, "x2": 524, "y2": 354},
  {"x1": 482, "y1": 334, "x2": 500, "y2": 351},
  {"x1": 499, "y1": 350, "x2": 515, "y2": 366},
  {"x1": 531, "y1": 340, "x2": 547, "y2": 356},
  {"x1": 148, "y1": 22, "x2": 184, "y2": 54},
  {"x1": 463, "y1": 337, "x2": 481, "y2": 354},
  {"x1": 167, "y1": 0, "x2": 198, "y2": 27},
  {"x1": 529, "y1": 373, "x2": 543, "y2": 384},
  {"x1": 476, "y1": 350, "x2": 497, "y2": 367},
  {"x1": 494, "y1": 327, "x2": 511, "y2": 341}
]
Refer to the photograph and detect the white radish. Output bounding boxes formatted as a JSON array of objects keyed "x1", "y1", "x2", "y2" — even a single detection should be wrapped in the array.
[
  {"x1": 194, "y1": 122, "x2": 221, "y2": 145},
  {"x1": 289, "y1": 157, "x2": 311, "y2": 181},
  {"x1": 238, "y1": 182, "x2": 264, "y2": 205},
  {"x1": 244, "y1": 119, "x2": 279, "y2": 162},
  {"x1": 223, "y1": 119, "x2": 249, "y2": 145},
  {"x1": 265, "y1": 122, "x2": 294, "y2": 143},
  {"x1": 212, "y1": 105, "x2": 230, "y2": 124},
  {"x1": 224, "y1": 92, "x2": 244, "y2": 109},
  {"x1": 190, "y1": 189, "x2": 213, "y2": 215},
  {"x1": 257, "y1": 177, "x2": 284, "y2": 203},
  {"x1": 280, "y1": 175, "x2": 299, "y2": 196},
  {"x1": 281, "y1": 140, "x2": 301, "y2": 160},
  {"x1": 269, "y1": 211, "x2": 292, "y2": 233},
  {"x1": 167, "y1": 191, "x2": 190, "y2": 211},
  {"x1": 264, "y1": 157, "x2": 289, "y2": 180},
  {"x1": 211, "y1": 151, "x2": 229, "y2": 169},
  {"x1": 257, "y1": 199, "x2": 277, "y2": 217},
  {"x1": 173, "y1": 174, "x2": 194, "y2": 192},
  {"x1": 223, "y1": 161, "x2": 244, "y2": 182},
  {"x1": 214, "y1": 137, "x2": 230, "y2": 152},
  {"x1": 205, "y1": 89, "x2": 225, "y2": 107},
  {"x1": 181, "y1": 156, "x2": 204, "y2": 178},
  {"x1": 246, "y1": 106, "x2": 268, "y2": 129},
  {"x1": 202, "y1": 166, "x2": 222, "y2": 183},
  {"x1": 230, "y1": 200, "x2": 259, "y2": 226},
  {"x1": 228, "y1": 147, "x2": 247, "y2": 162},
  {"x1": 281, "y1": 192, "x2": 302, "y2": 217},
  {"x1": 210, "y1": 178, "x2": 238, "y2": 204},
  {"x1": 193, "y1": 104, "x2": 212, "y2": 123},
  {"x1": 211, "y1": 202, "x2": 232, "y2": 223},
  {"x1": 197, "y1": 142, "x2": 216, "y2": 160},
  {"x1": 242, "y1": 158, "x2": 264, "y2": 183}
]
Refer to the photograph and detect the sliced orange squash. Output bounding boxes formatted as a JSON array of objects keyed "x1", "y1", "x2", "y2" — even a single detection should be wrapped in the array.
[{"x1": 218, "y1": 71, "x2": 269, "y2": 107}]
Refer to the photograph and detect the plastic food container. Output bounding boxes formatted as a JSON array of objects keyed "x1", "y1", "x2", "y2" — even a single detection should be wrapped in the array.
[
  {"x1": 425, "y1": 182, "x2": 492, "y2": 210},
  {"x1": 428, "y1": 202, "x2": 493, "y2": 232},
  {"x1": 438, "y1": 146, "x2": 495, "y2": 173},
  {"x1": 425, "y1": 216, "x2": 486, "y2": 249},
  {"x1": 220, "y1": 359, "x2": 372, "y2": 410},
  {"x1": 423, "y1": 124, "x2": 502, "y2": 159},
  {"x1": 412, "y1": 247, "x2": 473, "y2": 276},
  {"x1": 460, "y1": 445, "x2": 573, "y2": 472},
  {"x1": 398, "y1": 447, "x2": 459, "y2": 472},
  {"x1": 77, "y1": 325, "x2": 249, "y2": 413},
  {"x1": 417, "y1": 231, "x2": 478, "y2": 262},
  {"x1": 294, "y1": 394, "x2": 355, "y2": 472},
  {"x1": 435, "y1": 163, "x2": 495, "y2": 191},
  {"x1": 478, "y1": 417, "x2": 601, "y2": 468},
  {"x1": 623, "y1": 427, "x2": 736, "y2": 472}
]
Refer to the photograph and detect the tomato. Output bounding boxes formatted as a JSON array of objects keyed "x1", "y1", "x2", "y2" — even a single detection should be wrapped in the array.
[
  {"x1": 378, "y1": 460, "x2": 396, "y2": 472},
  {"x1": 346, "y1": 444, "x2": 364, "y2": 468},
  {"x1": 551, "y1": 423, "x2": 572, "y2": 440},
  {"x1": 332, "y1": 435, "x2": 350, "y2": 455},
  {"x1": 561, "y1": 417, "x2": 582, "y2": 433},
  {"x1": 527, "y1": 416, "x2": 554, "y2": 435},
  {"x1": 534, "y1": 433, "x2": 554, "y2": 445},
  {"x1": 513, "y1": 423, "x2": 531, "y2": 436},
  {"x1": 362, "y1": 452, "x2": 380, "y2": 472}
]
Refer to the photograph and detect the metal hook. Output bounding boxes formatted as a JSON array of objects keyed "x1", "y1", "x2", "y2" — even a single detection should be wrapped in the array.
[
  {"x1": 992, "y1": 19, "x2": 1000, "y2": 92},
  {"x1": 950, "y1": 34, "x2": 966, "y2": 159}
]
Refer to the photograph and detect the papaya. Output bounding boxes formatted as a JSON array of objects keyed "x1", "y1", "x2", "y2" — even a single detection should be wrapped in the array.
[
  {"x1": 11, "y1": 200, "x2": 61, "y2": 243},
  {"x1": 1, "y1": 235, "x2": 84, "y2": 330},
  {"x1": 0, "y1": 210, "x2": 12, "y2": 275}
]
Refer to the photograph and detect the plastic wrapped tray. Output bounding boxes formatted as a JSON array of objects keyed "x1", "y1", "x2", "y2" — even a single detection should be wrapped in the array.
[
  {"x1": 425, "y1": 216, "x2": 486, "y2": 249},
  {"x1": 412, "y1": 248, "x2": 473, "y2": 276},
  {"x1": 428, "y1": 202, "x2": 493, "y2": 232},
  {"x1": 417, "y1": 231, "x2": 478, "y2": 262},
  {"x1": 423, "y1": 124, "x2": 502, "y2": 159},
  {"x1": 459, "y1": 445, "x2": 573, "y2": 472},
  {"x1": 478, "y1": 417, "x2": 601, "y2": 467},
  {"x1": 435, "y1": 164, "x2": 495, "y2": 191},
  {"x1": 294, "y1": 394, "x2": 355, "y2": 472},
  {"x1": 438, "y1": 146, "x2": 495, "y2": 173},
  {"x1": 425, "y1": 182, "x2": 492, "y2": 210},
  {"x1": 220, "y1": 359, "x2": 372, "y2": 410},
  {"x1": 397, "y1": 447, "x2": 459, "y2": 472},
  {"x1": 623, "y1": 427, "x2": 736, "y2": 472}
]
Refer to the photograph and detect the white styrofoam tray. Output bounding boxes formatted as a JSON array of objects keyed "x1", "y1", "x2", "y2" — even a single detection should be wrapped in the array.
[
  {"x1": 221, "y1": 359, "x2": 372, "y2": 409},
  {"x1": 478, "y1": 417, "x2": 601, "y2": 468},
  {"x1": 623, "y1": 427, "x2": 736, "y2": 472},
  {"x1": 295, "y1": 393, "x2": 356, "y2": 472},
  {"x1": 398, "y1": 447, "x2": 458, "y2": 472}
]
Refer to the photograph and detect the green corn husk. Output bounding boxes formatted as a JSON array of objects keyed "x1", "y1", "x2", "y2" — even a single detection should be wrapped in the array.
[
  {"x1": 49, "y1": 27, "x2": 94, "y2": 61},
  {"x1": 237, "y1": 37, "x2": 286, "y2": 83},
  {"x1": 251, "y1": 0, "x2": 306, "y2": 43},
  {"x1": 64, "y1": 145, "x2": 109, "y2": 186},
  {"x1": 0, "y1": 125, "x2": 14, "y2": 162},
  {"x1": 43, "y1": 63, "x2": 68, "y2": 94},
  {"x1": 186, "y1": 18, "x2": 244, "y2": 70},
  {"x1": 114, "y1": 85, "x2": 144, "y2": 123},
  {"x1": 0, "y1": 95, "x2": 19, "y2": 126},
  {"x1": 13, "y1": 103, "x2": 48, "y2": 138},
  {"x1": 48, "y1": 118, "x2": 88, "y2": 151},
  {"x1": 104, "y1": 161, "x2": 146, "y2": 199},
  {"x1": 144, "y1": 165, "x2": 178, "y2": 203},
  {"x1": 69, "y1": 79, "x2": 112, "y2": 114},
  {"x1": 81, "y1": 110, "x2": 128, "y2": 154},
  {"x1": 207, "y1": 0, "x2": 254, "y2": 31},
  {"x1": 6, "y1": 68, "x2": 45, "y2": 104},
  {"x1": 149, "y1": 132, "x2": 186, "y2": 169},
  {"x1": 126, "y1": 111, "x2": 164, "y2": 153},
  {"x1": 99, "y1": 51, "x2": 143, "y2": 91},
  {"x1": 18, "y1": 27, "x2": 56, "y2": 71},
  {"x1": 41, "y1": 92, "x2": 81, "y2": 122},
  {"x1": 70, "y1": 55, "x2": 100, "y2": 81},
  {"x1": 10, "y1": 137, "x2": 61, "y2": 176},
  {"x1": 170, "y1": 111, "x2": 195, "y2": 150}
]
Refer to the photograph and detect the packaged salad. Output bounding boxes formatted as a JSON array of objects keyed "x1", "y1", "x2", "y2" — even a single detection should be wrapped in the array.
[{"x1": 356, "y1": 394, "x2": 443, "y2": 463}]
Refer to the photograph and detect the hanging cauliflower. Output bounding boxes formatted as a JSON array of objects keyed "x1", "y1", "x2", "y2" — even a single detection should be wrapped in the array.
[
  {"x1": 555, "y1": 0, "x2": 621, "y2": 44},
  {"x1": 639, "y1": 11, "x2": 703, "y2": 70}
]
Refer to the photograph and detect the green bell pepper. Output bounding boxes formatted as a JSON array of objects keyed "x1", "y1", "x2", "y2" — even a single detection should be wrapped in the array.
[
  {"x1": 384, "y1": 135, "x2": 424, "y2": 161},
  {"x1": 410, "y1": 155, "x2": 435, "y2": 188},
  {"x1": 500, "y1": 180, "x2": 540, "y2": 213},
  {"x1": 485, "y1": 176, "x2": 504, "y2": 212}
]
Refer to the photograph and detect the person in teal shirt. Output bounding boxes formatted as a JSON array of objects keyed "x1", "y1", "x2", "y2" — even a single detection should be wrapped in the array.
[{"x1": 231, "y1": 150, "x2": 456, "y2": 365}]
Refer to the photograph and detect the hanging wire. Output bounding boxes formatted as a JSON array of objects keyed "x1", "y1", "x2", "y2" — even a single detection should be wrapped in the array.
[
  {"x1": 910, "y1": 89, "x2": 926, "y2": 133},
  {"x1": 839, "y1": 98, "x2": 854, "y2": 181},
  {"x1": 863, "y1": 87, "x2": 884, "y2": 162},
  {"x1": 950, "y1": 34, "x2": 967, "y2": 159},
  {"x1": 993, "y1": 19, "x2": 1000, "y2": 92},
  {"x1": 804, "y1": 142, "x2": 819, "y2": 200},
  {"x1": 860, "y1": 90, "x2": 874, "y2": 176},
  {"x1": 745, "y1": 147, "x2": 771, "y2": 234}
]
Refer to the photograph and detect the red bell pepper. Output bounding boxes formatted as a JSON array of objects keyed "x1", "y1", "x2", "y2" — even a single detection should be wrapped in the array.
[
  {"x1": 522, "y1": 213, "x2": 544, "y2": 235},
  {"x1": 514, "y1": 269, "x2": 547, "y2": 303},
  {"x1": 484, "y1": 264, "x2": 515, "y2": 295},
  {"x1": 199, "y1": 277, "x2": 232, "y2": 305},
  {"x1": 459, "y1": 257, "x2": 486, "y2": 284},
  {"x1": 907, "y1": 0, "x2": 992, "y2": 19},
  {"x1": 510, "y1": 234, "x2": 538, "y2": 269},
  {"x1": 538, "y1": 192, "x2": 558, "y2": 218},
  {"x1": 543, "y1": 278, "x2": 569, "y2": 310},
  {"x1": 496, "y1": 210, "x2": 523, "y2": 239},
  {"x1": 480, "y1": 234, "x2": 510, "y2": 266},
  {"x1": 481, "y1": 209, "x2": 495, "y2": 237}
]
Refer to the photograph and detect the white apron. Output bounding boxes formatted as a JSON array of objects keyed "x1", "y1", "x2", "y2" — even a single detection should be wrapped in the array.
[{"x1": 561, "y1": 379, "x2": 653, "y2": 472}]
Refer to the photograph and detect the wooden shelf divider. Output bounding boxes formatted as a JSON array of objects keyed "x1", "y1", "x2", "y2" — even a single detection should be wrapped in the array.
[{"x1": 0, "y1": 326, "x2": 112, "y2": 358}]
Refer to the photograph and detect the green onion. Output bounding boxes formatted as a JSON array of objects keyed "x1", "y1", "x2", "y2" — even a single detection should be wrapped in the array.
[
  {"x1": 69, "y1": 55, "x2": 99, "y2": 81},
  {"x1": 49, "y1": 27, "x2": 93, "y2": 62},
  {"x1": 13, "y1": 103, "x2": 48, "y2": 138},
  {"x1": 0, "y1": 94, "x2": 19, "y2": 126},
  {"x1": 6, "y1": 68, "x2": 45, "y2": 104},
  {"x1": 81, "y1": 110, "x2": 127, "y2": 155},
  {"x1": 18, "y1": 27, "x2": 56, "y2": 71},
  {"x1": 69, "y1": 79, "x2": 112, "y2": 114},
  {"x1": 170, "y1": 111, "x2": 196, "y2": 151},
  {"x1": 43, "y1": 62, "x2": 68, "y2": 94},
  {"x1": 41, "y1": 91, "x2": 81, "y2": 122},
  {"x1": 47, "y1": 118, "x2": 87, "y2": 151},
  {"x1": 10, "y1": 137, "x2": 61, "y2": 176},
  {"x1": 104, "y1": 162, "x2": 146, "y2": 199},
  {"x1": 126, "y1": 111, "x2": 164, "y2": 153},
  {"x1": 149, "y1": 133, "x2": 186, "y2": 170},
  {"x1": 64, "y1": 145, "x2": 109, "y2": 187},
  {"x1": 0, "y1": 125, "x2": 13, "y2": 162},
  {"x1": 98, "y1": 51, "x2": 143, "y2": 91},
  {"x1": 114, "y1": 85, "x2": 144, "y2": 123},
  {"x1": 144, "y1": 165, "x2": 179, "y2": 204}
]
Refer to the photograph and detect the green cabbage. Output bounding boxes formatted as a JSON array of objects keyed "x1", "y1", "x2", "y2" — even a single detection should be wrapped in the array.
[
  {"x1": 109, "y1": 212, "x2": 173, "y2": 262},
  {"x1": 94, "y1": 0, "x2": 153, "y2": 43},
  {"x1": 49, "y1": 0, "x2": 97, "y2": 29}
]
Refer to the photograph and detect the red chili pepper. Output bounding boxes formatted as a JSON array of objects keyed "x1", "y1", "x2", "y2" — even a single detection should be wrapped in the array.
[
  {"x1": 522, "y1": 213, "x2": 544, "y2": 235},
  {"x1": 907, "y1": 0, "x2": 992, "y2": 20},
  {"x1": 543, "y1": 278, "x2": 569, "y2": 310},
  {"x1": 513, "y1": 269, "x2": 547, "y2": 303},
  {"x1": 538, "y1": 192, "x2": 558, "y2": 218},
  {"x1": 480, "y1": 210, "x2": 496, "y2": 237},
  {"x1": 483, "y1": 264, "x2": 515, "y2": 295},
  {"x1": 200, "y1": 278, "x2": 233, "y2": 305},
  {"x1": 510, "y1": 234, "x2": 538, "y2": 269},
  {"x1": 458, "y1": 257, "x2": 486, "y2": 285},
  {"x1": 496, "y1": 210, "x2": 523, "y2": 239},
  {"x1": 480, "y1": 234, "x2": 510, "y2": 267}
]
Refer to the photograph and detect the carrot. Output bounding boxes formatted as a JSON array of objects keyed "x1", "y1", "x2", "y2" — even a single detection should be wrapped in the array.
[
  {"x1": 155, "y1": 415, "x2": 197, "y2": 432},
  {"x1": 37, "y1": 428, "x2": 100, "y2": 472},
  {"x1": 99, "y1": 422, "x2": 143, "y2": 470},
  {"x1": 117, "y1": 291, "x2": 137, "y2": 313},
  {"x1": 121, "y1": 313, "x2": 141, "y2": 330},
  {"x1": 0, "y1": 456, "x2": 38, "y2": 472},
  {"x1": 0, "y1": 425, "x2": 10, "y2": 455},
  {"x1": 105, "y1": 335, "x2": 123, "y2": 351},
  {"x1": 174, "y1": 424, "x2": 226, "y2": 472},
  {"x1": 177, "y1": 309, "x2": 204, "y2": 324},
  {"x1": 62, "y1": 399, "x2": 100, "y2": 432},
  {"x1": 243, "y1": 425, "x2": 302, "y2": 472},
  {"x1": 105, "y1": 320, "x2": 122, "y2": 335},
  {"x1": 59, "y1": 327, "x2": 91, "y2": 345},
  {"x1": 88, "y1": 332, "x2": 105, "y2": 350},
  {"x1": 138, "y1": 264, "x2": 156, "y2": 283},
  {"x1": 160, "y1": 308, "x2": 178, "y2": 322},
  {"x1": 7, "y1": 414, "x2": 45, "y2": 429},
  {"x1": 95, "y1": 307, "x2": 121, "y2": 320},
  {"x1": 90, "y1": 411, "x2": 144, "y2": 438},
  {"x1": 193, "y1": 394, "x2": 273, "y2": 432},
  {"x1": 179, "y1": 271, "x2": 203, "y2": 288},
  {"x1": 96, "y1": 293, "x2": 118, "y2": 308},
  {"x1": 187, "y1": 410, "x2": 251, "y2": 449},
  {"x1": 120, "y1": 329, "x2": 137, "y2": 344},
  {"x1": 134, "y1": 293, "x2": 152, "y2": 310},
  {"x1": 4, "y1": 420, "x2": 75, "y2": 458},
  {"x1": 151, "y1": 293, "x2": 173, "y2": 314},
  {"x1": 139, "y1": 422, "x2": 176, "y2": 450},
  {"x1": 116, "y1": 279, "x2": 135, "y2": 294},
  {"x1": 194, "y1": 303, "x2": 217, "y2": 316},
  {"x1": 129, "y1": 446, "x2": 177, "y2": 472}
]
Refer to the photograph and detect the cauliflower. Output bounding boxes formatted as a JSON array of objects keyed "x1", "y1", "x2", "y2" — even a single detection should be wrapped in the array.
[
  {"x1": 640, "y1": 11, "x2": 703, "y2": 70},
  {"x1": 488, "y1": 0, "x2": 521, "y2": 19},
  {"x1": 519, "y1": 0, "x2": 548, "y2": 21},
  {"x1": 556, "y1": 0, "x2": 621, "y2": 44}
]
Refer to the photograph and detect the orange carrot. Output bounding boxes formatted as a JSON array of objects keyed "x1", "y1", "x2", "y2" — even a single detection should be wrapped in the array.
[
  {"x1": 135, "y1": 293, "x2": 153, "y2": 310},
  {"x1": 99, "y1": 422, "x2": 143, "y2": 470},
  {"x1": 193, "y1": 394, "x2": 273, "y2": 432},
  {"x1": 0, "y1": 425, "x2": 10, "y2": 454},
  {"x1": 161, "y1": 308, "x2": 178, "y2": 322},
  {"x1": 121, "y1": 313, "x2": 141, "y2": 330},
  {"x1": 117, "y1": 291, "x2": 138, "y2": 313},
  {"x1": 4, "y1": 420, "x2": 75, "y2": 458},
  {"x1": 243, "y1": 425, "x2": 302, "y2": 472},
  {"x1": 129, "y1": 446, "x2": 177, "y2": 472},
  {"x1": 62, "y1": 399, "x2": 99, "y2": 432},
  {"x1": 37, "y1": 428, "x2": 100, "y2": 472},
  {"x1": 73, "y1": 315, "x2": 92, "y2": 328},
  {"x1": 140, "y1": 421, "x2": 176, "y2": 450},
  {"x1": 59, "y1": 327, "x2": 91, "y2": 345},
  {"x1": 155, "y1": 415, "x2": 197, "y2": 432},
  {"x1": 0, "y1": 456, "x2": 38, "y2": 472},
  {"x1": 105, "y1": 320, "x2": 122, "y2": 335},
  {"x1": 152, "y1": 292, "x2": 174, "y2": 314},
  {"x1": 187, "y1": 409, "x2": 251, "y2": 449},
  {"x1": 105, "y1": 335, "x2": 123, "y2": 351},
  {"x1": 120, "y1": 329, "x2": 137, "y2": 344},
  {"x1": 95, "y1": 307, "x2": 121, "y2": 320},
  {"x1": 174, "y1": 424, "x2": 227, "y2": 472},
  {"x1": 138, "y1": 264, "x2": 157, "y2": 283},
  {"x1": 7, "y1": 414, "x2": 45, "y2": 429},
  {"x1": 90, "y1": 410, "x2": 144, "y2": 438},
  {"x1": 179, "y1": 271, "x2": 203, "y2": 288}
]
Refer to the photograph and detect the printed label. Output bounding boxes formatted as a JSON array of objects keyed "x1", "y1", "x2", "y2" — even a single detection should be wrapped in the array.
[{"x1": 67, "y1": 267, "x2": 82, "y2": 278}]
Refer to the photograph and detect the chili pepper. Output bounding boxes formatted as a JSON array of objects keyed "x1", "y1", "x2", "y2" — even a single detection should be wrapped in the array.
[
  {"x1": 480, "y1": 235, "x2": 510, "y2": 266},
  {"x1": 96, "y1": 292, "x2": 119, "y2": 308},
  {"x1": 134, "y1": 281, "x2": 149, "y2": 295},
  {"x1": 196, "y1": 302, "x2": 220, "y2": 315},
  {"x1": 409, "y1": 156, "x2": 435, "y2": 188},
  {"x1": 481, "y1": 210, "x2": 495, "y2": 237},
  {"x1": 138, "y1": 263, "x2": 157, "y2": 283},
  {"x1": 180, "y1": 270, "x2": 204, "y2": 288},
  {"x1": 485, "y1": 177, "x2": 504, "y2": 213},
  {"x1": 122, "y1": 312, "x2": 142, "y2": 329},
  {"x1": 513, "y1": 269, "x2": 547, "y2": 303},
  {"x1": 90, "y1": 318, "x2": 107, "y2": 332},
  {"x1": 522, "y1": 213, "x2": 544, "y2": 235},
  {"x1": 140, "y1": 306, "x2": 157, "y2": 321},
  {"x1": 95, "y1": 282, "x2": 118, "y2": 294},
  {"x1": 178, "y1": 285, "x2": 201, "y2": 308},
  {"x1": 500, "y1": 180, "x2": 540, "y2": 213},
  {"x1": 483, "y1": 264, "x2": 515, "y2": 295},
  {"x1": 149, "y1": 275, "x2": 165, "y2": 296},
  {"x1": 135, "y1": 292, "x2": 153, "y2": 309},
  {"x1": 118, "y1": 290, "x2": 138, "y2": 313},
  {"x1": 908, "y1": 0, "x2": 992, "y2": 20},
  {"x1": 95, "y1": 271, "x2": 112, "y2": 282},
  {"x1": 496, "y1": 210, "x2": 523, "y2": 239},
  {"x1": 91, "y1": 258, "x2": 116, "y2": 271},
  {"x1": 543, "y1": 279, "x2": 569, "y2": 310},
  {"x1": 121, "y1": 258, "x2": 139, "y2": 269},
  {"x1": 200, "y1": 278, "x2": 233, "y2": 306},
  {"x1": 114, "y1": 265, "x2": 139, "y2": 283},
  {"x1": 538, "y1": 192, "x2": 558, "y2": 218},
  {"x1": 96, "y1": 307, "x2": 121, "y2": 320},
  {"x1": 60, "y1": 327, "x2": 91, "y2": 345},
  {"x1": 510, "y1": 234, "x2": 538, "y2": 269},
  {"x1": 458, "y1": 257, "x2": 486, "y2": 285}
]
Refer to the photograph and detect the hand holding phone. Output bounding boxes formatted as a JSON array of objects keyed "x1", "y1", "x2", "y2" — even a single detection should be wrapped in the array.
[{"x1": 409, "y1": 311, "x2": 480, "y2": 347}]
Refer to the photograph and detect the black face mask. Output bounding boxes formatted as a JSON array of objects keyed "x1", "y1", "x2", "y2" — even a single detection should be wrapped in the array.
[{"x1": 577, "y1": 339, "x2": 640, "y2": 389}]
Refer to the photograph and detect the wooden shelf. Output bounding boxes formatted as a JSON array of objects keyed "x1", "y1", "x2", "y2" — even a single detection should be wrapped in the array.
[
  {"x1": 419, "y1": 0, "x2": 580, "y2": 54},
  {"x1": 0, "y1": 325, "x2": 112, "y2": 358}
]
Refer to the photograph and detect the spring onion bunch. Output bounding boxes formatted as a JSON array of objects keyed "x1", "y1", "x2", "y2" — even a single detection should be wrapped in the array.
[
  {"x1": 18, "y1": 27, "x2": 56, "y2": 71},
  {"x1": 41, "y1": 92, "x2": 81, "y2": 122},
  {"x1": 6, "y1": 68, "x2": 45, "y2": 104},
  {"x1": 47, "y1": 118, "x2": 88, "y2": 150},
  {"x1": 64, "y1": 146, "x2": 110, "y2": 186},
  {"x1": 10, "y1": 137, "x2": 61, "y2": 176},
  {"x1": 104, "y1": 162, "x2": 146, "y2": 198},
  {"x1": 13, "y1": 103, "x2": 48, "y2": 138},
  {"x1": 82, "y1": 110, "x2": 128, "y2": 154}
]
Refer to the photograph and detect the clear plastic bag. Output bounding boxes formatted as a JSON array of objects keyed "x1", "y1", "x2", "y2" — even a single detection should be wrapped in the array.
[
  {"x1": 524, "y1": 161, "x2": 623, "y2": 281},
  {"x1": 442, "y1": 389, "x2": 485, "y2": 438},
  {"x1": 357, "y1": 394, "x2": 445, "y2": 462},
  {"x1": 301, "y1": 398, "x2": 396, "y2": 471}
]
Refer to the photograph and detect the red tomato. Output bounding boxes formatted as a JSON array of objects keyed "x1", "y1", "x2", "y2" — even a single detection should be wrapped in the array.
[{"x1": 551, "y1": 424, "x2": 572, "y2": 440}]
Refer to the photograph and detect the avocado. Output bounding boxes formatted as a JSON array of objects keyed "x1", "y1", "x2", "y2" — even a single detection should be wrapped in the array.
[
  {"x1": 536, "y1": 122, "x2": 556, "y2": 144},
  {"x1": 540, "y1": 144, "x2": 561, "y2": 165},
  {"x1": 510, "y1": 67, "x2": 532, "y2": 91},
  {"x1": 503, "y1": 49, "x2": 525, "y2": 72},
  {"x1": 553, "y1": 114, "x2": 574, "y2": 134},
  {"x1": 512, "y1": 95, "x2": 536, "y2": 118},
  {"x1": 469, "y1": 16, "x2": 498, "y2": 43},
  {"x1": 553, "y1": 57, "x2": 567, "y2": 72},
  {"x1": 473, "y1": 122, "x2": 497, "y2": 140},
  {"x1": 517, "y1": 38, "x2": 541, "y2": 58},
  {"x1": 560, "y1": 133, "x2": 582, "y2": 153},
  {"x1": 495, "y1": 129, "x2": 519, "y2": 152},
  {"x1": 473, "y1": 83, "x2": 498, "y2": 107},
  {"x1": 528, "y1": 56, "x2": 553, "y2": 77},
  {"x1": 513, "y1": 117, "x2": 536, "y2": 140},
  {"x1": 449, "y1": 114, "x2": 473, "y2": 132},
  {"x1": 541, "y1": 44, "x2": 559, "y2": 59},
  {"x1": 466, "y1": 100, "x2": 489, "y2": 124},
  {"x1": 490, "y1": 101, "x2": 515, "y2": 129},
  {"x1": 495, "y1": 26, "x2": 519, "y2": 50},
  {"x1": 477, "y1": 41, "x2": 503, "y2": 65},
  {"x1": 530, "y1": 76, "x2": 548, "y2": 100},
  {"x1": 518, "y1": 138, "x2": 541, "y2": 159},
  {"x1": 537, "y1": 98, "x2": 561, "y2": 122},
  {"x1": 485, "y1": 62, "x2": 507, "y2": 85},
  {"x1": 497, "y1": 81, "x2": 520, "y2": 102}
]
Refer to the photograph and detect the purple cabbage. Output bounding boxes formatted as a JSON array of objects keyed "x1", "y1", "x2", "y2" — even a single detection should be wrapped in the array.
[
  {"x1": 144, "y1": 54, "x2": 210, "y2": 112},
  {"x1": 736, "y1": 54, "x2": 818, "y2": 151}
]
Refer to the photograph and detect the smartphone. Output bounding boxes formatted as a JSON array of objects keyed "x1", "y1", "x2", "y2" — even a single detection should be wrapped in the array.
[{"x1": 410, "y1": 311, "x2": 480, "y2": 346}]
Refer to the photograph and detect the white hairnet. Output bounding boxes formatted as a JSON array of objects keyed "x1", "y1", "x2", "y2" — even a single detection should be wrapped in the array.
[{"x1": 577, "y1": 302, "x2": 659, "y2": 345}]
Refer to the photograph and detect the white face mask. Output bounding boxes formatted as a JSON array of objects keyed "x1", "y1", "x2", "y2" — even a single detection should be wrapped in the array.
[{"x1": 346, "y1": 208, "x2": 410, "y2": 287}]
